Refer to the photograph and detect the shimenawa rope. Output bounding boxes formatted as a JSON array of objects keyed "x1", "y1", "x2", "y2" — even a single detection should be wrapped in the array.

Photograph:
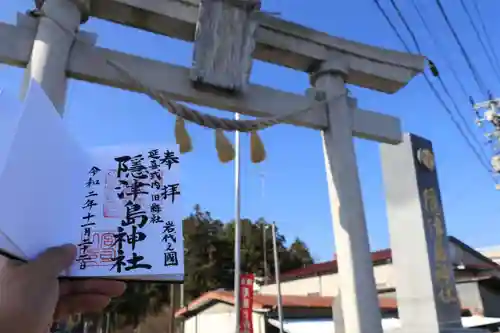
[{"x1": 28, "y1": 8, "x2": 344, "y2": 163}]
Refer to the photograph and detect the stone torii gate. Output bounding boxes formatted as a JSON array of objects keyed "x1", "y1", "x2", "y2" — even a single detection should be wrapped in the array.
[{"x1": 0, "y1": 0, "x2": 425, "y2": 332}]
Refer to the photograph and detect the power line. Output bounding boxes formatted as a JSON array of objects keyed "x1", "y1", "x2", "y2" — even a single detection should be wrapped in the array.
[
  {"x1": 386, "y1": 0, "x2": 492, "y2": 169},
  {"x1": 408, "y1": 0, "x2": 470, "y2": 103},
  {"x1": 470, "y1": 0, "x2": 500, "y2": 82},
  {"x1": 435, "y1": 0, "x2": 491, "y2": 99},
  {"x1": 370, "y1": 0, "x2": 495, "y2": 181},
  {"x1": 408, "y1": 0, "x2": 496, "y2": 159},
  {"x1": 455, "y1": 0, "x2": 500, "y2": 151},
  {"x1": 458, "y1": 0, "x2": 500, "y2": 87}
]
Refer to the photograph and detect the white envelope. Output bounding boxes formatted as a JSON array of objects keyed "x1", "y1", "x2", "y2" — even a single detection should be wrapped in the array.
[
  {"x1": 0, "y1": 81, "x2": 91, "y2": 260},
  {"x1": 0, "y1": 88, "x2": 24, "y2": 259}
]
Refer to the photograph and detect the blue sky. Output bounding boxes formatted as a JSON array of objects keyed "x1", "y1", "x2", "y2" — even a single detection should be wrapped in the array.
[{"x1": 2, "y1": 0, "x2": 500, "y2": 262}]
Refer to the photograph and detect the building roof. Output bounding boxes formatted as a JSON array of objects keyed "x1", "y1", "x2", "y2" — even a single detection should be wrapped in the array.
[
  {"x1": 279, "y1": 248, "x2": 392, "y2": 282},
  {"x1": 450, "y1": 236, "x2": 500, "y2": 270},
  {"x1": 278, "y1": 237, "x2": 500, "y2": 282},
  {"x1": 176, "y1": 290, "x2": 473, "y2": 319},
  {"x1": 175, "y1": 290, "x2": 398, "y2": 318}
]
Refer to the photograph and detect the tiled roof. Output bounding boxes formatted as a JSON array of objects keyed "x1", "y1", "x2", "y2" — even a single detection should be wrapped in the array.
[{"x1": 175, "y1": 290, "x2": 398, "y2": 318}]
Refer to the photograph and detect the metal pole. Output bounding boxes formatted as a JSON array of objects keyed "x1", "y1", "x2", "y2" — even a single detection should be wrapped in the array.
[
  {"x1": 169, "y1": 285, "x2": 175, "y2": 333},
  {"x1": 234, "y1": 112, "x2": 242, "y2": 333},
  {"x1": 271, "y1": 223, "x2": 284, "y2": 333},
  {"x1": 260, "y1": 172, "x2": 268, "y2": 285},
  {"x1": 180, "y1": 283, "x2": 185, "y2": 333},
  {"x1": 105, "y1": 313, "x2": 110, "y2": 333},
  {"x1": 263, "y1": 224, "x2": 268, "y2": 284}
]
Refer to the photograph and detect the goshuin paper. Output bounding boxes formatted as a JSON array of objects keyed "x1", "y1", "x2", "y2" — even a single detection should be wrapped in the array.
[
  {"x1": 0, "y1": 81, "x2": 184, "y2": 281},
  {"x1": 76, "y1": 145, "x2": 184, "y2": 280}
]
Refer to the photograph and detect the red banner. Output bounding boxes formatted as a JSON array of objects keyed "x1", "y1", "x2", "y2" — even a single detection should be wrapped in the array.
[{"x1": 239, "y1": 273, "x2": 255, "y2": 333}]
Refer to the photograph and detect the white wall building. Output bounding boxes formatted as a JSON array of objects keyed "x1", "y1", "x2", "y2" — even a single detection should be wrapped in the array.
[
  {"x1": 257, "y1": 236, "x2": 500, "y2": 318},
  {"x1": 175, "y1": 290, "x2": 400, "y2": 333},
  {"x1": 175, "y1": 237, "x2": 500, "y2": 333}
]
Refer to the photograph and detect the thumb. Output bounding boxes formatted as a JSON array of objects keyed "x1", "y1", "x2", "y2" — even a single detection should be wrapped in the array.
[{"x1": 28, "y1": 244, "x2": 77, "y2": 278}]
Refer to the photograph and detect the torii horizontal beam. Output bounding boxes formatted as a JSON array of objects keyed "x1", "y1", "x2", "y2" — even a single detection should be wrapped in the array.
[
  {"x1": 0, "y1": 18, "x2": 402, "y2": 144},
  {"x1": 89, "y1": 0, "x2": 425, "y2": 94}
]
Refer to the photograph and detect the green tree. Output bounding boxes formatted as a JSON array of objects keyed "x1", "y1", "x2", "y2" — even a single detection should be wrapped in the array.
[
  {"x1": 182, "y1": 206, "x2": 315, "y2": 301},
  {"x1": 183, "y1": 205, "x2": 231, "y2": 302},
  {"x1": 289, "y1": 238, "x2": 314, "y2": 267},
  {"x1": 65, "y1": 205, "x2": 315, "y2": 332}
]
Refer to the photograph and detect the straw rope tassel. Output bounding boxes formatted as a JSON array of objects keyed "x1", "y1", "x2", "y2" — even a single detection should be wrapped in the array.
[
  {"x1": 250, "y1": 130, "x2": 266, "y2": 163},
  {"x1": 215, "y1": 129, "x2": 235, "y2": 163},
  {"x1": 175, "y1": 116, "x2": 193, "y2": 154}
]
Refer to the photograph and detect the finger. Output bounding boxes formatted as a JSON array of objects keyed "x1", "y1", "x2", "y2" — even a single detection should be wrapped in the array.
[
  {"x1": 60, "y1": 279, "x2": 126, "y2": 297},
  {"x1": 28, "y1": 244, "x2": 77, "y2": 278},
  {"x1": 54, "y1": 294, "x2": 111, "y2": 320}
]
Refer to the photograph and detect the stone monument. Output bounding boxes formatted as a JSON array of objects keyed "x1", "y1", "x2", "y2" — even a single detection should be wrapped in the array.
[{"x1": 381, "y1": 133, "x2": 487, "y2": 333}]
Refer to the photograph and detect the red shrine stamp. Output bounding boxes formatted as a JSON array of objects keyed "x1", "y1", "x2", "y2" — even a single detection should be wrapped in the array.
[
  {"x1": 79, "y1": 230, "x2": 117, "y2": 267},
  {"x1": 103, "y1": 169, "x2": 164, "y2": 218}
]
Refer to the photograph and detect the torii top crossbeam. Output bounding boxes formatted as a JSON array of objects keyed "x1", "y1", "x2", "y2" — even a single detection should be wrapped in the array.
[
  {"x1": 0, "y1": 0, "x2": 425, "y2": 145},
  {"x1": 91, "y1": 0, "x2": 424, "y2": 93}
]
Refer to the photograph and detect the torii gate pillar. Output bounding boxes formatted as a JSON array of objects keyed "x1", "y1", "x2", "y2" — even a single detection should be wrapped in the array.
[
  {"x1": 20, "y1": 0, "x2": 89, "y2": 115},
  {"x1": 312, "y1": 54, "x2": 383, "y2": 333}
]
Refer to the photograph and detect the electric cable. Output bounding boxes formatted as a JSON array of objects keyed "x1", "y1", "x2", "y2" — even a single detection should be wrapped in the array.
[
  {"x1": 371, "y1": 0, "x2": 495, "y2": 182},
  {"x1": 470, "y1": 1, "x2": 500, "y2": 85},
  {"x1": 408, "y1": 0, "x2": 496, "y2": 157},
  {"x1": 435, "y1": 0, "x2": 491, "y2": 99},
  {"x1": 458, "y1": 0, "x2": 500, "y2": 88},
  {"x1": 387, "y1": 0, "x2": 485, "y2": 162},
  {"x1": 387, "y1": 0, "x2": 492, "y2": 169},
  {"x1": 409, "y1": 0, "x2": 470, "y2": 103}
]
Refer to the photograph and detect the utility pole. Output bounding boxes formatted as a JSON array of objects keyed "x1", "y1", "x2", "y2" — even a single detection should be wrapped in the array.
[
  {"x1": 260, "y1": 172, "x2": 269, "y2": 284},
  {"x1": 169, "y1": 284, "x2": 175, "y2": 333},
  {"x1": 262, "y1": 224, "x2": 268, "y2": 284},
  {"x1": 271, "y1": 223, "x2": 284, "y2": 333},
  {"x1": 473, "y1": 98, "x2": 500, "y2": 131},
  {"x1": 473, "y1": 98, "x2": 500, "y2": 188},
  {"x1": 179, "y1": 283, "x2": 185, "y2": 333},
  {"x1": 233, "y1": 112, "x2": 242, "y2": 333}
]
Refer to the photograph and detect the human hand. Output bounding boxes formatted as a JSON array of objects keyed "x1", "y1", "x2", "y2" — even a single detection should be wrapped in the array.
[{"x1": 0, "y1": 244, "x2": 126, "y2": 333}]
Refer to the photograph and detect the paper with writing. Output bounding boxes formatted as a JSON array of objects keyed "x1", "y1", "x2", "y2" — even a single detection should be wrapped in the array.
[
  {"x1": 0, "y1": 80, "x2": 184, "y2": 281},
  {"x1": 70, "y1": 145, "x2": 184, "y2": 279}
]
